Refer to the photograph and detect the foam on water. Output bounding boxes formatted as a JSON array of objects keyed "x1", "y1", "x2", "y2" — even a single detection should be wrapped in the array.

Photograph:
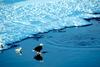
[{"x1": 0, "y1": 0, "x2": 100, "y2": 50}]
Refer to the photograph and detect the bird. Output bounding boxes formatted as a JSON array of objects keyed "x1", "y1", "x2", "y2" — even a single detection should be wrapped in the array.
[
  {"x1": 15, "y1": 47, "x2": 23, "y2": 55},
  {"x1": 32, "y1": 43, "x2": 48, "y2": 62},
  {"x1": 33, "y1": 43, "x2": 43, "y2": 54},
  {"x1": 0, "y1": 44, "x2": 4, "y2": 50}
]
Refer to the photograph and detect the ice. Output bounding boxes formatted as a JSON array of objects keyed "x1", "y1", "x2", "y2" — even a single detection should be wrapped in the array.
[{"x1": 0, "y1": 0, "x2": 100, "y2": 50}]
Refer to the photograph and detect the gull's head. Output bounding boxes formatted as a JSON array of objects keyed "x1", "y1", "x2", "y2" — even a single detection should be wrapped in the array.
[{"x1": 15, "y1": 47, "x2": 22, "y2": 52}]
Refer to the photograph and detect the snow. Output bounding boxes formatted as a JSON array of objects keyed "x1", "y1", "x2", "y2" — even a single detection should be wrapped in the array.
[{"x1": 0, "y1": 0, "x2": 100, "y2": 50}]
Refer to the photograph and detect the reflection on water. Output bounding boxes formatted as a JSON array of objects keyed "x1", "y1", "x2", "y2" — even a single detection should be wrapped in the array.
[
  {"x1": 34, "y1": 53, "x2": 43, "y2": 62},
  {"x1": 33, "y1": 51, "x2": 47, "y2": 62}
]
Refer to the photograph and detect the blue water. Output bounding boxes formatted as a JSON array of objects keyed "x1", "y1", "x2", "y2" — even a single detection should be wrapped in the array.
[{"x1": 0, "y1": 19, "x2": 100, "y2": 67}]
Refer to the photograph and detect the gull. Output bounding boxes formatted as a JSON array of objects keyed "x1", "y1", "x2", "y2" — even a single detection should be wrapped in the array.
[
  {"x1": 0, "y1": 44, "x2": 4, "y2": 50},
  {"x1": 15, "y1": 47, "x2": 23, "y2": 55}
]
